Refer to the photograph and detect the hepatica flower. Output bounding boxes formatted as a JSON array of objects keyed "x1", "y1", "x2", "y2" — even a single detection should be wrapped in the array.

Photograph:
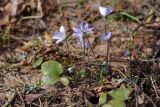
[
  {"x1": 73, "y1": 22, "x2": 94, "y2": 48},
  {"x1": 52, "y1": 26, "x2": 66, "y2": 44},
  {"x1": 99, "y1": 6, "x2": 113, "y2": 17},
  {"x1": 73, "y1": 22, "x2": 94, "y2": 35},
  {"x1": 100, "y1": 32, "x2": 112, "y2": 41}
]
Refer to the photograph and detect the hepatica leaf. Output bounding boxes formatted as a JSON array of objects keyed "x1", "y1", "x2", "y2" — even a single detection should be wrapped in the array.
[
  {"x1": 109, "y1": 100, "x2": 126, "y2": 107},
  {"x1": 99, "y1": 92, "x2": 107, "y2": 105},
  {"x1": 32, "y1": 57, "x2": 43, "y2": 68},
  {"x1": 102, "y1": 88, "x2": 131, "y2": 107},
  {"x1": 108, "y1": 88, "x2": 131, "y2": 101},
  {"x1": 41, "y1": 60, "x2": 63, "y2": 85}
]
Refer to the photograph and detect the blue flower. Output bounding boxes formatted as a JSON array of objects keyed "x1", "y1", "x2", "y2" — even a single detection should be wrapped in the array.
[
  {"x1": 73, "y1": 22, "x2": 93, "y2": 48},
  {"x1": 73, "y1": 22, "x2": 94, "y2": 35},
  {"x1": 100, "y1": 32, "x2": 112, "y2": 41},
  {"x1": 52, "y1": 26, "x2": 66, "y2": 44},
  {"x1": 99, "y1": 6, "x2": 113, "y2": 17}
]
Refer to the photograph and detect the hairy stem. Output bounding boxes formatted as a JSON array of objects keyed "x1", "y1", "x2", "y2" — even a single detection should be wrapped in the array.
[
  {"x1": 106, "y1": 40, "x2": 110, "y2": 72},
  {"x1": 86, "y1": 36, "x2": 96, "y2": 60},
  {"x1": 83, "y1": 36, "x2": 86, "y2": 70},
  {"x1": 65, "y1": 39, "x2": 71, "y2": 63},
  {"x1": 104, "y1": 17, "x2": 110, "y2": 73}
]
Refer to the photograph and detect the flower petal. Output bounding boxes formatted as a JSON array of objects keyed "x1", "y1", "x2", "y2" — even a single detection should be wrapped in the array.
[
  {"x1": 52, "y1": 32, "x2": 63, "y2": 40},
  {"x1": 73, "y1": 27, "x2": 81, "y2": 33},
  {"x1": 56, "y1": 34, "x2": 66, "y2": 44},
  {"x1": 99, "y1": 6, "x2": 113, "y2": 17},
  {"x1": 79, "y1": 22, "x2": 85, "y2": 32},
  {"x1": 73, "y1": 32, "x2": 83, "y2": 38},
  {"x1": 59, "y1": 26, "x2": 66, "y2": 33},
  {"x1": 106, "y1": 7, "x2": 113, "y2": 16},
  {"x1": 100, "y1": 32, "x2": 112, "y2": 41},
  {"x1": 84, "y1": 23, "x2": 89, "y2": 30}
]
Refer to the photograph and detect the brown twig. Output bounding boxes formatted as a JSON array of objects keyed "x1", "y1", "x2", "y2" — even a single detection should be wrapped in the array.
[
  {"x1": 150, "y1": 76, "x2": 159, "y2": 99},
  {"x1": 2, "y1": 89, "x2": 16, "y2": 107}
]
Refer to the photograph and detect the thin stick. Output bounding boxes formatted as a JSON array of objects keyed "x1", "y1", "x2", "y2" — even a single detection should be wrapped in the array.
[
  {"x1": 2, "y1": 89, "x2": 16, "y2": 107},
  {"x1": 130, "y1": 80, "x2": 157, "y2": 107},
  {"x1": 150, "y1": 76, "x2": 159, "y2": 99}
]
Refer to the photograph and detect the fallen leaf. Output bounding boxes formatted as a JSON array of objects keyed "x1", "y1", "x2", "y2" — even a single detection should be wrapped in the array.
[{"x1": 25, "y1": 94, "x2": 42, "y2": 104}]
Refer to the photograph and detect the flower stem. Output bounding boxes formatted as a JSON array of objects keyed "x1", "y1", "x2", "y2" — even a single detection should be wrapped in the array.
[
  {"x1": 66, "y1": 39, "x2": 71, "y2": 63},
  {"x1": 103, "y1": 17, "x2": 106, "y2": 33},
  {"x1": 106, "y1": 39, "x2": 110, "y2": 72},
  {"x1": 86, "y1": 36, "x2": 96, "y2": 60},
  {"x1": 83, "y1": 36, "x2": 86, "y2": 70},
  {"x1": 104, "y1": 17, "x2": 110, "y2": 73},
  {"x1": 86, "y1": 48, "x2": 90, "y2": 62}
]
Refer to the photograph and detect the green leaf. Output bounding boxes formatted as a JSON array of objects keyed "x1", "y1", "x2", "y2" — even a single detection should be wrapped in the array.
[
  {"x1": 60, "y1": 77, "x2": 69, "y2": 86},
  {"x1": 102, "y1": 104, "x2": 111, "y2": 107},
  {"x1": 32, "y1": 57, "x2": 43, "y2": 68},
  {"x1": 41, "y1": 60, "x2": 63, "y2": 85},
  {"x1": 110, "y1": 100, "x2": 126, "y2": 107},
  {"x1": 8, "y1": 104, "x2": 12, "y2": 107},
  {"x1": 108, "y1": 88, "x2": 131, "y2": 101},
  {"x1": 102, "y1": 100, "x2": 126, "y2": 107},
  {"x1": 120, "y1": 12, "x2": 140, "y2": 23},
  {"x1": 99, "y1": 92, "x2": 107, "y2": 105}
]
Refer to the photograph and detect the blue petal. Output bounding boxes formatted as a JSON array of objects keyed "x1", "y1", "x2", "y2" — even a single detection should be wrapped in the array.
[
  {"x1": 53, "y1": 32, "x2": 63, "y2": 39},
  {"x1": 73, "y1": 27, "x2": 81, "y2": 33},
  {"x1": 83, "y1": 22, "x2": 94, "y2": 33},
  {"x1": 73, "y1": 32, "x2": 83, "y2": 38},
  {"x1": 100, "y1": 32, "x2": 112, "y2": 41},
  {"x1": 75, "y1": 32, "x2": 83, "y2": 44},
  {"x1": 84, "y1": 23, "x2": 89, "y2": 30},
  {"x1": 74, "y1": 22, "x2": 94, "y2": 34},
  {"x1": 86, "y1": 27, "x2": 94, "y2": 33},
  {"x1": 106, "y1": 7, "x2": 113, "y2": 16},
  {"x1": 79, "y1": 22, "x2": 85, "y2": 32}
]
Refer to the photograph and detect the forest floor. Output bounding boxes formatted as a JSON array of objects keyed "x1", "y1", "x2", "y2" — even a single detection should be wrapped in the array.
[{"x1": 0, "y1": 0, "x2": 160, "y2": 107}]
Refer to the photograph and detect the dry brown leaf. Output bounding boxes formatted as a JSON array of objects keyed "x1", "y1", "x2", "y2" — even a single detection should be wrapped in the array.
[
  {"x1": 25, "y1": 94, "x2": 42, "y2": 104},
  {"x1": 5, "y1": 0, "x2": 23, "y2": 17},
  {"x1": 0, "y1": 13, "x2": 9, "y2": 25},
  {"x1": 44, "y1": 32, "x2": 52, "y2": 46}
]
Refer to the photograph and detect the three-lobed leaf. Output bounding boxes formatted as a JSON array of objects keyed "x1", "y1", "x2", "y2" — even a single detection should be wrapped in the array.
[
  {"x1": 101, "y1": 88, "x2": 131, "y2": 107},
  {"x1": 108, "y1": 100, "x2": 125, "y2": 107},
  {"x1": 99, "y1": 92, "x2": 107, "y2": 105},
  {"x1": 108, "y1": 88, "x2": 131, "y2": 101}
]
